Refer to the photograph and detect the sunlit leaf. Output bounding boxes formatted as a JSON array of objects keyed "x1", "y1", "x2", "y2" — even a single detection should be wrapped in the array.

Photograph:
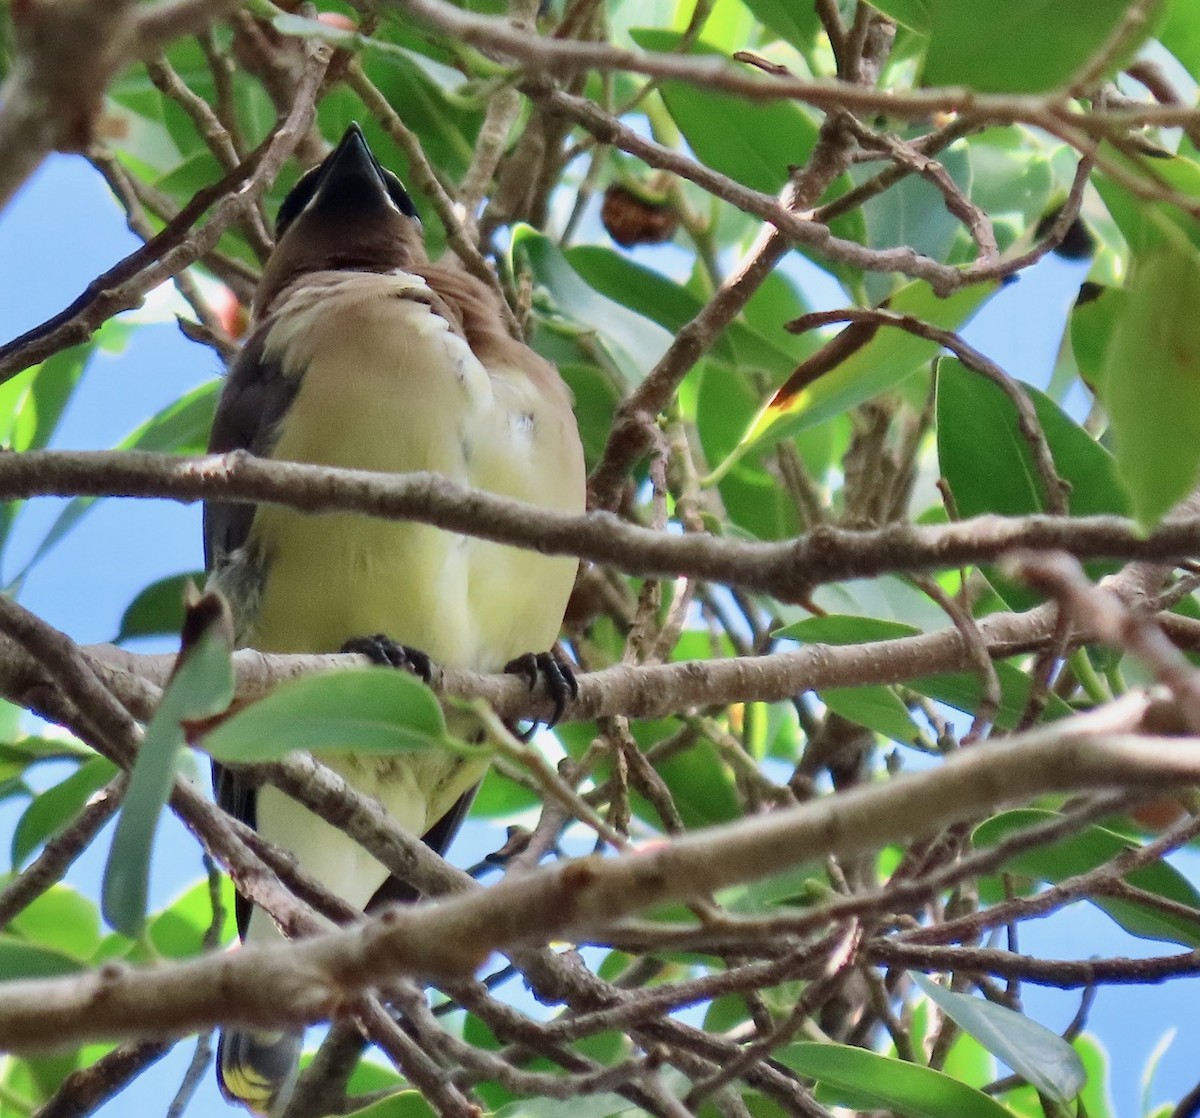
[
  {"x1": 10, "y1": 380, "x2": 218, "y2": 581},
  {"x1": 201, "y1": 669, "x2": 458, "y2": 763},
  {"x1": 779, "y1": 1042, "x2": 1013, "y2": 1118},
  {"x1": 8, "y1": 885, "x2": 102, "y2": 961},
  {"x1": 716, "y1": 279, "x2": 995, "y2": 478}
]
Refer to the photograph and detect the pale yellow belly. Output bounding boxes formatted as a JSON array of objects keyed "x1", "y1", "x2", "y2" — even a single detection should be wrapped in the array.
[{"x1": 235, "y1": 272, "x2": 582, "y2": 940}]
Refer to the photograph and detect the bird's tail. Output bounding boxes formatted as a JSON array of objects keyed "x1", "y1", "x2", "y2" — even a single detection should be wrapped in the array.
[{"x1": 217, "y1": 1027, "x2": 304, "y2": 1115}]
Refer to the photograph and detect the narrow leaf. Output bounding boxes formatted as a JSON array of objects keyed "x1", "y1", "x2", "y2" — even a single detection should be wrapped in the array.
[{"x1": 102, "y1": 616, "x2": 234, "y2": 936}]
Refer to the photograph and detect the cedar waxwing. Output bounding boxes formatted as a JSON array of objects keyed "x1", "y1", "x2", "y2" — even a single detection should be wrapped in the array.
[{"x1": 204, "y1": 123, "x2": 585, "y2": 1114}]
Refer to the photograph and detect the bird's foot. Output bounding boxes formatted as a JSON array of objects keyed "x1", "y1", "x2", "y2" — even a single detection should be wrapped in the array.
[
  {"x1": 341, "y1": 634, "x2": 434, "y2": 684},
  {"x1": 504, "y1": 650, "x2": 578, "y2": 732}
]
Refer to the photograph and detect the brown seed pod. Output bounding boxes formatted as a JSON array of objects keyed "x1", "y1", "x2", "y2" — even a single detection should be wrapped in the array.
[{"x1": 601, "y1": 183, "x2": 679, "y2": 247}]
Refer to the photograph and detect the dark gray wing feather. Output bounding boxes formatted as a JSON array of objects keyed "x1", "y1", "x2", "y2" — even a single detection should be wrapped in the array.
[
  {"x1": 204, "y1": 325, "x2": 297, "y2": 571},
  {"x1": 206, "y1": 322, "x2": 302, "y2": 938}
]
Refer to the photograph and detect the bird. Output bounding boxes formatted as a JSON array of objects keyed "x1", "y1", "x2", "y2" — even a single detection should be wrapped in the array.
[{"x1": 203, "y1": 122, "x2": 585, "y2": 1114}]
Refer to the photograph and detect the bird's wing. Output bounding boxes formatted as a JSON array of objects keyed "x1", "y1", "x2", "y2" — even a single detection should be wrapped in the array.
[
  {"x1": 204, "y1": 324, "x2": 298, "y2": 572},
  {"x1": 205, "y1": 323, "x2": 304, "y2": 937}
]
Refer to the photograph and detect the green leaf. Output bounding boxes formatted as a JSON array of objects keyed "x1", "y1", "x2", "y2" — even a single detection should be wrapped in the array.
[
  {"x1": 936, "y1": 355, "x2": 1128, "y2": 608},
  {"x1": 964, "y1": 134, "x2": 1056, "y2": 253},
  {"x1": 115, "y1": 572, "x2": 201, "y2": 644},
  {"x1": 1074, "y1": 1034, "x2": 1116, "y2": 1118},
  {"x1": 650, "y1": 739, "x2": 742, "y2": 827},
  {"x1": 1070, "y1": 284, "x2": 1119, "y2": 388},
  {"x1": 558, "y1": 363, "x2": 620, "y2": 471},
  {"x1": 11, "y1": 757, "x2": 117, "y2": 868},
  {"x1": 343, "y1": 1091, "x2": 439, "y2": 1118},
  {"x1": 512, "y1": 225, "x2": 673, "y2": 382},
  {"x1": 492, "y1": 1095, "x2": 633, "y2": 1118},
  {"x1": 694, "y1": 362, "x2": 806, "y2": 541},
  {"x1": 1161, "y1": 0, "x2": 1200, "y2": 75},
  {"x1": 102, "y1": 625, "x2": 235, "y2": 936},
  {"x1": 148, "y1": 875, "x2": 237, "y2": 958},
  {"x1": 1, "y1": 344, "x2": 93, "y2": 455},
  {"x1": 629, "y1": 30, "x2": 818, "y2": 195},
  {"x1": 911, "y1": 973, "x2": 1086, "y2": 1104},
  {"x1": 922, "y1": 0, "x2": 1164, "y2": 93},
  {"x1": 909, "y1": 663, "x2": 1074, "y2": 729},
  {"x1": 718, "y1": 863, "x2": 826, "y2": 915},
  {"x1": 779, "y1": 1042, "x2": 1013, "y2": 1118},
  {"x1": 0, "y1": 938, "x2": 86, "y2": 979},
  {"x1": 819, "y1": 686, "x2": 924, "y2": 746},
  {"x1": 1096, "y1": 238, "x2": 1200, "y2": 526},
  {"x1": 8, "y1": 885, "x2": 102, "y2": 961},
  {"x1": 973, "y1": 810, "x2": 1200, "y2": 947},
  {"x1": 10, "y1": 380, "x2": 218, "y2": 582},
  {"x1": 775, "y1": 615, "x2": 919, "y2": 643},
  {"x1": 202, "y1": 669, "x2": 454, "y2": 763},
  {"x1": 868, "y1": 0, "x2": 933, "y2": 32},
  {"x1": 272, "y1": 13, "x2": 465, "y2": 89},
  {"x1": 861, "y1": 143, "x2": 972, "y2": 278},
  {"x1": 565, "y1": 245, "x2": 736, "y2": 364},
  {"x1": 938, "y1": 357, "x2": 1127, "y2": 518},
  {"x1": 739, "y1": 0, "x2": 822, "y2": 52},
  {"x1": 0, "y1": 342, "x2": 95, "y2": 558},
  {"x1": 777, "y1": 615, "x2": 1073, "y2": 727},
  {"x1": 724, "y1": 280, "x2": 996, "y2": 473},
  {"x1": 1095, "y1": 153, "x2": 1200, "y2": 257},
  {"x1": 470, "y1": 765, "x2": 540, "y2": 818}
]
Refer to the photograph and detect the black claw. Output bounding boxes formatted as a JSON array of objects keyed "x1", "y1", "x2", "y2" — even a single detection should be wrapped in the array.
[
  {"x1": 504, "y1": 650, "x2": 577, "y2": 730},
  {"x1": 342, "y1": 634, "x2": 434, "y2": 684}
]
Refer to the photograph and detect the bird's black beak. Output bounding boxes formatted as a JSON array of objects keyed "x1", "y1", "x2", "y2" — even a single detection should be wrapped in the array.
[
  {"x1": 276, "y1": 122, "x2": 417, "y2": 239},
  {"x1": 311, "y1": 122, "x2": 410, "y2": 218}
]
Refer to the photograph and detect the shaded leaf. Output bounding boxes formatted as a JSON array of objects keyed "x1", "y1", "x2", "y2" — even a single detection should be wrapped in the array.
[
  {"x1": 820, "y1": 685, "x2": 923, "y2": 746},
  {"x1": 115, "y1": 572, "x2": 201, "y2": 644},
  {"x1": 1096, "y1": 238, "x2": 1200, "y2": 526},
  {"x1": 740, "y1": 0, "x2": 822, "y2": 52},
  {"x1": 0, "y1": 938, "x2": 85, "y2": 979},
  {"x1": 103, "y1": 622, "x2": 234, "y2": 935},
  {"x1": 911, "y1": 973, "x2": 1085, "y2": 1104},
  {"x1": 513, "y1": 226, "x2": 672, "y2": 382},
  {"x1": 12, "y1": 757, "x2": 116, "y2": 868},
  {"x1": 629, "y1": 30, "x2": 818, "y2": 195},
  {"x1": 937, "y1": 355, "x2": 1127, "y2": 608},
  {"x1": 973, "y1": 810, "x2": 1200, "y2": 947}
]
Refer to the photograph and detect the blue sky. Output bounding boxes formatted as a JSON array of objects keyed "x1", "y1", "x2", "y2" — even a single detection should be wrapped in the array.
[{"x1": 2, "y1": 153, "x2": 1199, "y2": 1117}]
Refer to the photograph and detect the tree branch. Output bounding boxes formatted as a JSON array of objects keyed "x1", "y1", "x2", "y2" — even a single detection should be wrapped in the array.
[
  {"x1": 3, "y1": 721, "x2": 1200, "y2": 1051},
  {"x1": 2, "y1": 450, "x2": 1200, "y2": 603}
]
